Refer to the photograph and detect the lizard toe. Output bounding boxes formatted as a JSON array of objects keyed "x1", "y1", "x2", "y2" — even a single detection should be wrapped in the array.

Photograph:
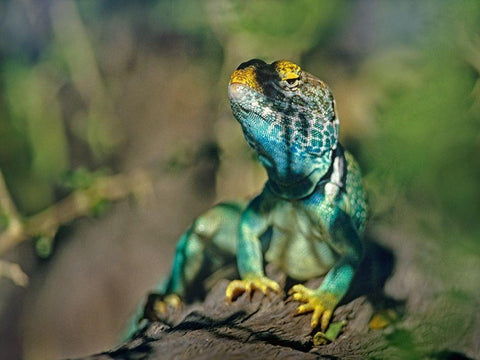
[
  {"x1": 225, "y1": 277, "x2": 280, "y2": 302},
  {"x1": 320, "y1": 309, "x2": 333, "y2": 332},
  {"x1": 225, "y1": 279, "x2": 250, "y2": 301},
  {"x1": 289, "y1": 284, "x2": 339, "y2": 330},
  {"x1": 144, "y1": 293, "x2": 183, "y2": 321}
]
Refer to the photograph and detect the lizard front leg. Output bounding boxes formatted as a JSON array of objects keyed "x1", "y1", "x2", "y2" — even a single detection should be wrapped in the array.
[
  {"x1": 226, "y1": 194, "x2": 281, "y2": 301},
  {"x1": 145, "y1": 202, "x2": 244, "y2": 320},
  {"x1": 123, "y1": 202, "x2": 245, "y2": 339},
  {"x1": 142, "y1": 227, "x2": 204, "y2": 322},
  {"x1": 289, "y1": 207, "x2": 363, "y2": 331}
]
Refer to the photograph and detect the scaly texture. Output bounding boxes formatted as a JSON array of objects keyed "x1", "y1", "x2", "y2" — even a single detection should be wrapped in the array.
[{"x1": 133, "y1": 59, "x2": 367, "y2": 336}]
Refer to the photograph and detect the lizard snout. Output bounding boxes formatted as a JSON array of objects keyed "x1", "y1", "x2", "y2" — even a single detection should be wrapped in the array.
[{"x1": 228, "y1": 82, "x2": 249, "y2": 102}]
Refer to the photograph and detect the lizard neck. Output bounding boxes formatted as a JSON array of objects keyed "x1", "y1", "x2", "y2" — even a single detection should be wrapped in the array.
[{"x1": 266, "y1": 145, "x2": 346, "y2": 200}]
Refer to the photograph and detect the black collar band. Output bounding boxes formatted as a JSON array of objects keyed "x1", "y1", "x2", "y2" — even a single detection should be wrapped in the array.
[{"x1": 266, "y1": 146, "x2": 346, "y2": 200}]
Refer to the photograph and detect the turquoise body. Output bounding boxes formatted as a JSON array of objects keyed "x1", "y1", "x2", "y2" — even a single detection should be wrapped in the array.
[{"x1": 130, "y1": 59, "x2": 367, "y2": 335}]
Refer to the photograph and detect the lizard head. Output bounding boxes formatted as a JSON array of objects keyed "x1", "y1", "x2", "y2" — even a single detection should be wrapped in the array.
[{"x1": 228, "y1": 59, "x2": 339, "y2": 197}]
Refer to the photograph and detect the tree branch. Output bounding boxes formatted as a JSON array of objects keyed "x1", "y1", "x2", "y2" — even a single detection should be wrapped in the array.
[
  {"x1": 0, "y1": 168, "x2": 153, "y2": 284},
  {"x1": 0, "y1": 170, "x2": 26, "y2": 255},
  {"x1": 0, "y1": 259, "x2": 29, "y2": 287}
]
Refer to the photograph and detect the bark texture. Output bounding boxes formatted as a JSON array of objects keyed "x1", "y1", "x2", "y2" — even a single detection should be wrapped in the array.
[{"x1": 77, "y1": 229, "x2": 479, "y2": 360}]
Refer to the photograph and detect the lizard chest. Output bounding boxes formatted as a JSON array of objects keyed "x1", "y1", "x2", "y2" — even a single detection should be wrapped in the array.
[{"x1": 264, "y1": 201, "x2": 337, "y2": 280}]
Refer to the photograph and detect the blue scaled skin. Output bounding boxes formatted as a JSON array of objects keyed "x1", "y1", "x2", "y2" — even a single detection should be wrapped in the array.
[{"x1": 143, "y1": 59, "x2": 367, "y2": 332}]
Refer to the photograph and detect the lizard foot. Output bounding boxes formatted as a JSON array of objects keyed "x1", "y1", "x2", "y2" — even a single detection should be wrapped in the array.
[
  {"x1": 143, "y1": 293, "x2": 182, "y2": 321},
  {"x1": 225, "y1": 276, "x2": 281, "y2": 302},
  {"x1": 288, "y1": 284, "x2": 339, "y2": 331}
]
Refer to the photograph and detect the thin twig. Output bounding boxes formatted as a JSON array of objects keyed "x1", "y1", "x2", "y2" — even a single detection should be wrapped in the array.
[
  {"x1": 0, "y1": 259, "x2": 29, "y2": 287},
  {"x1": 0, "y1": 170, "x2": 26, "y2": 254},
  {"x1": 0, "y1": 168, "x2": 153, "y2": 256}
]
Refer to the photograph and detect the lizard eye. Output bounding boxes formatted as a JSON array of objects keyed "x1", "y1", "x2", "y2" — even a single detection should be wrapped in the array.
[
  {"x1": 284, "y1": 76, "x2": 300, "y2": 88},
  {"x1": 286, "y1": 78, "x2": 298, "y2": 85}
]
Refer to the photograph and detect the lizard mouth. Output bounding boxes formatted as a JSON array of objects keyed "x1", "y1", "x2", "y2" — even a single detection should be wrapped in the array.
[
  {"x1": 227, "y1": 82, "x2": 247, "y2": 101},
  {"x1": 228, "y1": 84, "x2": 279, "y2": 130},
  {"x1": 228, "y1": 82, "x2": 258, "y2": 102},
  {"x1": 228, "y1": 83, "x2": 263, "y2": 115},
  {"x1": 228, "y1": 82, "x2": 270, "y2": 113}
]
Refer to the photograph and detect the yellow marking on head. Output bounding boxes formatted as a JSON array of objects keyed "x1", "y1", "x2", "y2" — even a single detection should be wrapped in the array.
[
  {"x1": 274, "y1": 60, "x2": 302, "y2": 81},
  {"x1": 230, "y1": 67, "x2": 262, "y2": 92}
]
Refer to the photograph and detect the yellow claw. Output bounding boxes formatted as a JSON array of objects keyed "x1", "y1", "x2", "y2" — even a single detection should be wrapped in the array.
[
  {"x1": 153, "y1": 294, "x2": 182, "y2": 315},
  {"x1": 288, "y1": 284, "x2": 338, "y2": 331},
  {"x1": 225, "y1": 276, "x2": 281, "y2": 302}
]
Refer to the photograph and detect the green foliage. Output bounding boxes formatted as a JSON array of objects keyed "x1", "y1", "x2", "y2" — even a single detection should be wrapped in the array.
[
  {"x1": 151, "y1": 0, "x2": 209, "y2": 34},
  {"x1": 0, "y1": 1, "x2": 123, "y2": 212},
  {"x1": 362, "y1": 1, "x2": 480, "y2": 233},
  {"x1": 226, "y1": 0, "x2": 341, "y2": 38},
  {"x1": 1, "y1": 61, "x2": 69, "y2": 212},
  {"x1": 59, "y1": 167, "x2": 109, "y2": 191},
  {"x1": 205, "y1": 0, "x2": 347, "y2": 59},
  {"x1": 89, "y1": 199, "x2": 112, "y2": 218},
  {"x1": 0, "y1": 211, "x2": 8, "y2": 233},
  {"x1": 383, "y1": 328, "x2": 419, "y2": 360},
  {"x1": 35, "y1": 236, "x2": 54, "y2": 259},
  {"x1": 3, "y1": 62, "x2": 69, "y2": 179}
]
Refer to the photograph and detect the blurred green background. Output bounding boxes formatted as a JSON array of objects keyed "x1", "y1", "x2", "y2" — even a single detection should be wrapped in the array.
[{"x1": 0, "y1": 0, "x2": 479, "y2": 359}]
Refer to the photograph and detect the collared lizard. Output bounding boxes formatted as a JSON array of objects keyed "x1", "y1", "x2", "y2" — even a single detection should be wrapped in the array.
[{"x1": 140, "y1": 59, "x2": 367, "y2": 333}]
